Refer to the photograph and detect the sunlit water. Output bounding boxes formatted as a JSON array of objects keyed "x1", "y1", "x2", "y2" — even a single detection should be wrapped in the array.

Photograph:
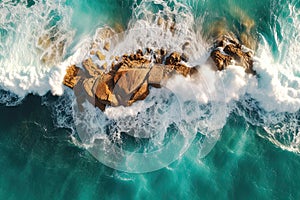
[{"x1": 0, "y1": 0, "x2": 300, "y2": 199}]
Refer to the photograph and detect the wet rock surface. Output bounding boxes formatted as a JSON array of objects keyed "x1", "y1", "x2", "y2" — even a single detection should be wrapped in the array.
[
  {"x1": 63, "y1": 49, "x2": 197, "y2": 111},
  {"x1": 210, "y1": 36, "x2": 255, "y2": 74},
  {"x1": 63, "y1": 35, "x2": 255, "y2": 111}
]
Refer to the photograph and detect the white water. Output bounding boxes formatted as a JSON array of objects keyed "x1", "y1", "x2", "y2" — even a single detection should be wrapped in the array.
[
  {"x1": 1, "y1": 0, "x2": 300, "y2": 159},
  {"x1": 0, "y1": 0, "x2": 74, "y2": 100}
]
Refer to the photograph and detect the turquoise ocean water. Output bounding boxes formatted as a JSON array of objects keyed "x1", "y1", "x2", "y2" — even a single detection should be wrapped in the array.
[{"x1": 1, "y1": 0, "x2": 300, "y2": 199}]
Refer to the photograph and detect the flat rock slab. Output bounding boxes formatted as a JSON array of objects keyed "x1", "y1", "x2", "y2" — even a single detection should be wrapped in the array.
[{"x1": 114, "y1": 68, "x2": 150, "y2": 106}]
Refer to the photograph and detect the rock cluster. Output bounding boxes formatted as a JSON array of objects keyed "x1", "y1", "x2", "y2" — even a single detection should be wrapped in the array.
[
  {"x1": 210, "y1": 36, "x2": 255, "y2": 74},
  {"x1": 63, "y1": 34, "x2": 256, "y2": 111},
  {"x1": 63, "y1": 49, "x2": 197, "y2": 111}
]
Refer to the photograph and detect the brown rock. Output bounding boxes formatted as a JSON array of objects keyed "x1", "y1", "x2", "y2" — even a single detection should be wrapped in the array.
[
  {"x1": 114, "y1": 69, "x2": 150, "y2": 106},
  {"x1": 148, "y1": 65, "x2": 165, "y2": 87},
  {"x1": 154, "y1": 49, "x2": 167, "y2": 64},
  {"x1": 96, "y1": 51, "x2": 106, "y2": 60},
  {"x1": 146, "y1": 47, "x2": 152, "y2": 54},
  {"x1": 95, "y1": 98, "x2": 106, "y2": 111},
  {"x1": 157, "y1": 17, "x2": 163, "y2": 26},
  {"x1": 63, "y1": 65, "x2": 83, "y2": 89},
  {"x1": 174, "y1": 64, "x2": 192, "y2": 77},
  {"x1": 224, "y1": 44, "x2": 243, "y2": 60},
  {"x1": 128, "y1": 81, "x2": 149, "y2": 106},
  {"x1": 210, "y1": 50, "x2": 232, "y2": 70},
  {"x1": 170, "y1": 22, "x2": 176, "y2": 34},
  {"x1": 83, "y1": 77, "x2": 98, "y2": 99},
  {"x1": 165, "y1": 52, "x2": 181, "y2": 65},
  {"x1": 223, "y1": 44, "x2": 254, "y2": 73},
  {"x1": 104, "y1": 42, "x2": 110, "y2": 51},
  {"x1": 182, "y1": 42, "x2": 190, "y2": 50},
  {"x1": 180, "y1": 53, "x2": 189, "y2": 62},
  {"x1": 102, "y1": 62, "x2": 108, "y2": 70},
  {"x1": 82, "y1": 58, "x2": 103, "y2": 77},
  {"x1": 94, "y1": 74, "x2": 118, "y2": 106}
]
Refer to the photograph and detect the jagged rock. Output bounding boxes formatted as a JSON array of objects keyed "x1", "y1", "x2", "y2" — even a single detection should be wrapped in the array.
[
  {"x1": 63, "y1": 65, "x2": 83, "y2": 89},
  {"x1": 154, "y1": 48, "x2": 167, "y2": 64},
  {"x1": 180, "y1": 53, "x2": 189, "y2": 62},
  {"x1": 94, "y1": 74, "x2": 118, "y2": 106},
  {"x1": 210, "y1": 36, "x2": 255, "y2": 74},
  {"x1": 223, "y1": 44, "x2": 254, "y2": 73},
  {"x1": 114, "y1": 68, "x2": 150, "y2": 106},
  {"x1": 165, "y1": 52, "x2": 181, "y2": 65},
  {"x1": 182, "y1": 42, "x2": 190, "y2": 51},
  {"x1": 210, "y1": 50, "x2": 232, "y2": 70},
  {"x1": 128, "y1": 82, "x2": 149, "y2": 106},
  {"x1": 63, "y1": 48, "x2": 199, "y2": 111},
  {"x1": 82, "y1": 58, "x2": 103, "y2": 77},
  {"x1": 170, "y1": 22, "x2": 176, "y2": 34},
  {"x1": 174, "y1": 64, "x2": 193, "y2": 77}
]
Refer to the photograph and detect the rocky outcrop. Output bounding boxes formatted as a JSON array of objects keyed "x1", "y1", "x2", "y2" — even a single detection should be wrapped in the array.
[
  {"x1": 63, "y1": 34, "x2": 256, "y2": 111},
  {"x1": 210, "y1": 36, "x2": 255, "y2": 74},
  {"x1": 63, "y1": 49, "x2": 197, "y2": 111}
]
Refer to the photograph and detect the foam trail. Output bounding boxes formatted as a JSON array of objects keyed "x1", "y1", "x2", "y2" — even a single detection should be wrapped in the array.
[
  {"x1": 235, "y1": 2, "x2": 300, "y2": 153},
  {"x1": 49, "y1": 0, "x2": 300, "y2": 164},
  {"x1": 0, "y1": 0, "x2": 74, "y2": 100},
  {"x1": 58, "y1": 0, "x2": 231, "y2": 172}
]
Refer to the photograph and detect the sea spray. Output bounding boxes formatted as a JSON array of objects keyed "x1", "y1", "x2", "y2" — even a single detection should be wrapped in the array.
[{"x1": 0, "y1": 0, "x2": 74, "y2": 98}]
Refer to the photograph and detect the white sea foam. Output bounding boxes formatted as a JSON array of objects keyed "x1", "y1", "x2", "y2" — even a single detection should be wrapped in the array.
[
  {"x1": 2, "y1": 0, "x2": 300, "y2": 166},
  {"x1": 0, "y1": 0, "x2": 74, "y2": 99}
]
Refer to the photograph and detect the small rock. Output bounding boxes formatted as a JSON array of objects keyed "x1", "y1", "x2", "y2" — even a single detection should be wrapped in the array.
[
  {"x1": 102, "y1": 62, "x2": 108, "y2": 70},
  {"x1": 104, "y1": 42, "x2": 110, "y2": 51},
  {"x1": 180, "y1": 53, "x2": 189, "y2": 62},
  {"x1": 63, "y1": 65, "x2": 83, "y2": 89},
  {"x1": 146, "y1": 47, "x2": 152, "y2": 54},
  {"x1": 165, "y1": 52, "x2": 181, "y2": 65},
  {"x1": 96, "y1": 51, "x2": 106, "y2": 60},
  {"x1": 170, "y1": 22, "x2": 176, "y2": 34},
  {"x1": 174, "y1": 64, "x2": 192, "y2": 77},
  {"x1": 157, "y1": 17, "x2": 163, "y2": 26},
  {"x1": 182, "y1": 42, "x2": 190, "y2": 50}
]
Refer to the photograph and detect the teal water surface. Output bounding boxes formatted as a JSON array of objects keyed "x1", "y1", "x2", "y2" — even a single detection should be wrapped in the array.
[
  {"x1": 1, "y1": 0, "x2": 300, "y2": 199},
  {"x1": 1, "y1": 95, "x2": 300, "y2": 199}
]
